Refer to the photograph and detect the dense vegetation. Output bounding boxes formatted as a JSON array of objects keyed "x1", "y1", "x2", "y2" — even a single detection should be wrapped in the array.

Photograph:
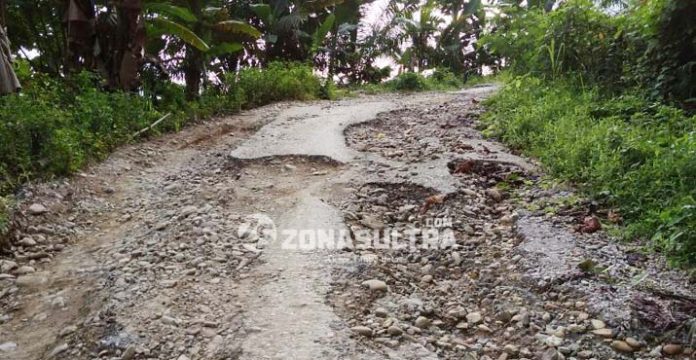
[
  {"x1": 0, "y1": 0, "x2": 693, "y2": 264},
  {"x1": 480, "y1": 0, "x2": 695, "y2": 265}
]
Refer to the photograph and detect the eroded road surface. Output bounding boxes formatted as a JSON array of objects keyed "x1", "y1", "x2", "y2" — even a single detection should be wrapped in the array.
[{"x1": 0, "y1": 87, "x2": 693, "y2": 360}]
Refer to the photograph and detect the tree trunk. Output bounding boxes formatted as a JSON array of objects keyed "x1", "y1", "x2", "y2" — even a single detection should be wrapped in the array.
[
  {"x1": 104, "y1": 0, "x2": 144, "y2": 91},
  {"x1": 184, "y1": 0, "x2": 202, "y2": 100},
  {"x1": 0, "y1": 0, "x2": 21, "y2": 95},
  {"x1": 184, "y1": 46, "x2": 203, "y2": 100}
]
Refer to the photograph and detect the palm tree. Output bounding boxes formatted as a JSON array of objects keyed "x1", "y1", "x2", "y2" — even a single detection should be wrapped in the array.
[{"x1": 250, "y1": 0, "x2": 344, "y2": 63}]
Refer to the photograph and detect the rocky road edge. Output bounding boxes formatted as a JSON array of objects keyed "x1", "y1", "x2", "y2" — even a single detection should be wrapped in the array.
[{"x1": 327, "y1": 95, "x2": 695, "y2": 359}]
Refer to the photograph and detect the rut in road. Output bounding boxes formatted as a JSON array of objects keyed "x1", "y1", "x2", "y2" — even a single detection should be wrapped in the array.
[{"x1": 0, "y1": 87, "x2": 693, "y2": 360}]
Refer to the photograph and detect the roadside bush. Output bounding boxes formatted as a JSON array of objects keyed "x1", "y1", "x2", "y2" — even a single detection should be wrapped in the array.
[
  {"x1": 0, "y1": 71, "x2": 160, "y2": 191},
  {"x1": 428, "y1": 68, "x2": 464, "y2": 89},
  {"x1": 480, "y1": 0, "x2": 623, "y2": 86},
  {"x1": 481, "y1": 0, "x2": 695, "y2": 109},
  {"x1": 229, "y1": 62, "x2": 322, "y2": 108},
  {"x1": 386, "y1": 70, "x2": 465, "y2": 92},
  {"x1": 389, "y1": 72, "x2": 428, "y2": 91},
  {"x1": 482, "y1": 76, "x2": 696, "y2": 265}
]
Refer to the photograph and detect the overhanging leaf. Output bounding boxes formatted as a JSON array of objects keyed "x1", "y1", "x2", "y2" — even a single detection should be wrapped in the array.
[
  {"x1": 213, "y1": 20, "x2": 261, "y2": 38},
  {"x1": 250, "y1": 4, "x2": 272, "y2": 24},
  {"x1": 147, "y1": 18, "x2": 210, "y2": 52},
  {"x1": 311, "y1": 13, "x2": 335, "y2": 53},
  {"x1": 144, "y1": 3, "x2": 197, "y2": 23},
  {"x1": 207, "y1": 42, "x2": 244, "y2": 57}
]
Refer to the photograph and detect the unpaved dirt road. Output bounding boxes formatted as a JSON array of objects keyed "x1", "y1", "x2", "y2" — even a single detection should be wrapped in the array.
[{"x1": 0, "y1": 88, "x2": 693, "y2": 360}]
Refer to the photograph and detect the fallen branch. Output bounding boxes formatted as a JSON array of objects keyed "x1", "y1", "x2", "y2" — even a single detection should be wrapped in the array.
[{"x1": 131, "y1": 113, "x2": 172, "y2": 138}]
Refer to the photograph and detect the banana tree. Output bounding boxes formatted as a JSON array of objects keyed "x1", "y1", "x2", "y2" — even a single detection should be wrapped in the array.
[
  {"x1": 144, "y1": 1, "x2": 261, "y2": 99},
  {"x1": 249, "y1": 0, "x2": 342, "y2": 63},
  {"x1": 393, "y1": 1, "x2": 444, "y2": 71},
  {"x1": 435, "y1": 0, "x2": 485, "y2": 75},
  {"x1": 59, "y1": 0, "x2": 145, "y2": 90}
]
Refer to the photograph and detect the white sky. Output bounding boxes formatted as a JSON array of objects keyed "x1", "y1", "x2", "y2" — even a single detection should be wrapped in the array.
[{"x1": 363, "y1": 0, "x2": 391, "y2": 28}]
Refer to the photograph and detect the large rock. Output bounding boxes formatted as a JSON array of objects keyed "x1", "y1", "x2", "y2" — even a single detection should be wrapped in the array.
[
  {"x1": 14, "y1": 265, "x2": 35, "y2": 275},
  {"x1": 662, "y1": 344, "x2": 682, "y2": 355},
  {"x1": 414, "y1": 316, "x2": 431, "y2": 328},
  {"x1": 15, "y1": 275, "x2": 48, "y2": 288},
  {"x1": 611, "y1": 340, "x2": 634, "y2": 353},
  {"x1": 590, "y1": 319, "x2": 605, "y2": 330},
  {"x1": 466, "y1": 312, "x2": 483, "y2": 325},
  {"x1": 17, "y1": 237, "x2": 37, "y2": 247},
  {"x1": 0, "y1": 342, "x2": 17, "y2": 352},
  {"x1": 361, "y1": 279, "x2": 388, "y2": 292},
  {"x1": 351, "y1": 326, "x2": 373, "y2": 337},
  {"x1": 0, "y1": 260, "x2": 17, "y2": 273},
  {"x1": 28, "y1": 204, "x2": 48, "y2": 215}
]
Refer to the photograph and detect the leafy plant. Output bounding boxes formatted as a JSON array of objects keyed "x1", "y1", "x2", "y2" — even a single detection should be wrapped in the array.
[
  {"x1": 483, "y1": 76, "x2": 696, "y2": 265},
  {"x1": 389, "y1": 72, "x2": 428, "y2": 91}
]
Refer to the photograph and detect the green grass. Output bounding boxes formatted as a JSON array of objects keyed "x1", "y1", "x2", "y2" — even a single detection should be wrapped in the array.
[{"x1": 482, "y1": 75, "x2": 696, "y2": 266}]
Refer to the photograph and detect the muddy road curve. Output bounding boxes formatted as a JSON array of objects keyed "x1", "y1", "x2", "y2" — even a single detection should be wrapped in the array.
[{"x1": 0, "y1": 88, "x2": 693, "y2": 360}]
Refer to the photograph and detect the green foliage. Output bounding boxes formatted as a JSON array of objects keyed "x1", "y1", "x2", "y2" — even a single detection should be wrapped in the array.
[
  {"x1": 480, "y1": 0, "x2": 623, "y2": 86},
  {"x1": 0, "y1": 196, "x2": 9, "y2": 238},
  {"x1": 634, "y1": 0, "x2": 696, "y2": 108},
  {"x1": 481, "y1": 0, "x2": 696, "y2": 108},
  {"x1": 429, "y1": 68, "x2": 464, "y2": 89},
  {"x1": 389, "y1": 72, "x2": 429, "y2": 91},
  {"x1": 482, "y1": 77, "x2": 696, "y2": 265},
  {"x1": 0, "y1": 71, "x2": 158, "y2": 191},
  {"x1": 386, "y1": 70, "x2": 465, "y2": 92},
  {"x1": 229, "y1": 62, "x2": 322, "y2": 108}
]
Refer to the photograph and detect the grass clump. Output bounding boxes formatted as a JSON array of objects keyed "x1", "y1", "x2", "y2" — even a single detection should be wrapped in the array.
[
  {"x1": 389, "y1": 72, "x2": 429, "y2": 91},
  {"x1": 230, "y1": 62, "x2": 324, "y2": 107},
  {"x1": 482, "y1": 76, "x2": 696, "y2": 265},
  {"x1": 386, "y1": 69, "x2": 465, "y2": 92}
]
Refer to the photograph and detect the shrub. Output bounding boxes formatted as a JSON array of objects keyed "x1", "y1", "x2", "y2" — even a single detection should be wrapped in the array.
[
  {"x1": 481, "y1": 0, "x2": 695, "y2": 109},
  {"x1": 229, "y1": 62, "x2": 322, "y2": 107},
  {"x1": 0, "y1": 196, "x2": 9, "y2": 233},
  {"x1": 389, "y1": 72, "x2": 428, "y2": 91},
  {"x1": 428, "y1": 68, "x2": 464, "y2": 89},
  {"x1": 0, "y1": 71, "x2": 161, "y2": 188}
]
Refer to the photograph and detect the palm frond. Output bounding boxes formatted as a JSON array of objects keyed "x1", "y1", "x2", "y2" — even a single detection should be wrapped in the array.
[
  {"x1": 144, "y1": 2, "x2": 197, "y2": 23},
  {"x1": 147, "y1": 17, "x2": 210, "y2": 52},
  {"x1": 213, "y1": 20, "x2": 262, "y2": 38}
]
